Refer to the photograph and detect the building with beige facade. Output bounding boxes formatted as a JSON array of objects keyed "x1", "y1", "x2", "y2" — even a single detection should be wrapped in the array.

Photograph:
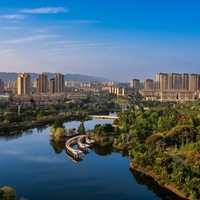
[
  {"x1": 17, "y1": 73, "x2": 31, "y2": 95},
  {"x1": 49, "y1": 78, "x2": 55, "y2": 94},
  {"x1": 144, "y1": 79, "x2": 154, "y2": 90},
  {"x1": 130, "y1": 79, "x2": 140, "y2": 90},
  {"x1": 37, "y1": 73, "x2": 49, "y2": 94},
  {"x1": 189, "y1": 74, "x2": 199, "y2": 91},
  {"x1": 156, "y1": 73, "x2": 168, "y2": 90},
  {"x1": 55, "y1": 73, "x2": 64, "y2": 93}
]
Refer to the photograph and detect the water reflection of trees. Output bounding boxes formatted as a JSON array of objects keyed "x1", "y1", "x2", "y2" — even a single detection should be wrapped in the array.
[
  {"x1": 49, "y1": 140, "x2": 65, "y2": 154},
  {"x1": 93, "y1": 146, "x2": 113, "y2": 156},
  {"x1": 93, "y1": 146, "x2": 130, "y2": 157},
  {"x1": 0, "y1": 129, "x2": 33, "y2": 141},
  {"x1": 36, "y1": 126, "x2": 48, "y2": 133},
  {"x1": 129, "y1": 168, "x2": 186, "y2": 200},
  {"x1": 0, "y1": 125, "x2": 49, "y2": 141},
  {"x1": 0, "y1": 133, "x2": 23, "y2": 141},
  {"x1": 49, "y1": 140, "x2": 82, "y2": 162}
]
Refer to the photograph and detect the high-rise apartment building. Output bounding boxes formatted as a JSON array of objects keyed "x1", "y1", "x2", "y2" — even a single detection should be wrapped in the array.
[
  {"x1": 156, "y1": 73, "x2": 168, "y2": 90},
  {"x1": 17, "y1": 73, "x2": 31, "y2": 95},
  {"x1": 49, "y1": 78, "x2": 55, "y2": 94},
  {"x1": 189, "y1": 74, "x2": 199, "y2": 91},
  {"x1": 37, "y1": 73, "x2": 49, "y2": 94},
  {"x1": 130, "y1": 79, "x2": 140, "y2": 90},
  {"x1": 55, "y1": 73, "x2": 64, "y2": 93},
  {"x1": 0, "y1": 79, "x2": 4, "y2": 93},
  {"x1": 182, "y1": 73, "x2": 189, "y2": 90},
  {"x1": 144, "y1": 79, "x2": 154, "y2": 90},
  {"x1": 169, "y1": 73, "x2": 182, "y2": 90}
]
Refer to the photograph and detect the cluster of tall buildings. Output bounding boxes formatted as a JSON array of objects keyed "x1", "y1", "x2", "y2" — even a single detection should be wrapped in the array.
[
  {"x1": 141, "y1": 73, "x2": 200, "y2": 101},
  {"x1": 106, "y1": 73, "x2": 200, "y2": 101},
  {"x1": 1, "y1": 72, "x2": 200, "y2": 102},
  {"x1": 129, "y1": 78, "x2": 155, "y2": 90},
  {"x1": 129, "y1": 73, "x2": 200, "y2": 91},
  {"x1": 17, "y1": 73, "x2": 64, "y2": 95},
  {"x1": 155, "y1": 73, "x2": 200, "y2": 91}
]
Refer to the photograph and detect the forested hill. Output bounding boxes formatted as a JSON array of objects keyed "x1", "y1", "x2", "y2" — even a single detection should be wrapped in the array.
[{"x1": 0, "y1": 72, "x2": 111, "y2": 82}]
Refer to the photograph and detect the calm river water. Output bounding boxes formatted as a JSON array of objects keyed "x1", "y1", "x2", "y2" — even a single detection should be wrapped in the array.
[{"x1": 0, "y1": 119, "x2": 185, "y2": 200}]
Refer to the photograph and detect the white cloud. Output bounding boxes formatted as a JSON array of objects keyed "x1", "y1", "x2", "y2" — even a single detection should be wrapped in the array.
[
  {"x1": 48, "y1": 41, "x2": 125, "y2": 51},
  {"x1": 65, "y1": 20, "x2": 100, "y2": 24},
  {"x1": 2, "y1": 34, "x2": 59, "y2": 44},
  {"x1": 48, "y1": 40, "x2": 84, "y2": 45},
  {"x1": 42, "y1": 41, "x2": 131, "y2": 55},
  {"x1": 0, "y1": 14, "x2": 25, "y2": 20},
  {"x1": 32, "y1": 28, "x2": 50, "y2": 33},
  {"x1": 21, "y1": 7, "x2": 68, "y2": 14},
  {"x1": 0, "y1": 26, "x2": 19, "y2": 30},
  {"x1": 44, "y1": 41, "x2": 94, "y2": 52}
]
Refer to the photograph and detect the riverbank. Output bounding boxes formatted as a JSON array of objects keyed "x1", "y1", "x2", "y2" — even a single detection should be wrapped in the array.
[
  {"x1": 0, "y1": 114, "x2": 89, "y2": 136},
  {"x1": 130, "y1": 162, "x2": 187, "y2": 200}
]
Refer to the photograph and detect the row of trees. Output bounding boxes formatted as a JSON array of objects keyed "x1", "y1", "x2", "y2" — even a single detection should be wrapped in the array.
[{"x1": 0, "y1": 91, "x2": 119, "y2": 135}]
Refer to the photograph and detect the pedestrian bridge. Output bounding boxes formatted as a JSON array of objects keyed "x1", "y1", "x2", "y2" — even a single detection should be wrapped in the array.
[{"x1": 90, "y1": 115, "x2": 118, "y2": 120}]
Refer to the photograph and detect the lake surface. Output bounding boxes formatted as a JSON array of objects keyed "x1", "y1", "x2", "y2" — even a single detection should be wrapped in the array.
[{"x1": 0, "y1": 119, "x2": 185, "y2": 200}]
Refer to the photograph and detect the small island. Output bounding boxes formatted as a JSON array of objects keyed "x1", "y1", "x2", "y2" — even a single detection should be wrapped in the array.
[{"x1": 50, "y1": 119, "x2": 67, "y2": 141}]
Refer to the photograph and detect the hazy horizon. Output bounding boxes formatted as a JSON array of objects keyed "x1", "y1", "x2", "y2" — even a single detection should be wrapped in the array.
[{"x1": 0, "y1": 0, "x2": 200, "y2": 81}]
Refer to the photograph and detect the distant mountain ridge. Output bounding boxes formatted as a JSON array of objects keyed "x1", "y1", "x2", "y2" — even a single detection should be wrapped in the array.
[{"x1": 0, "y1": 72, "x2": 111, "y2": 82}]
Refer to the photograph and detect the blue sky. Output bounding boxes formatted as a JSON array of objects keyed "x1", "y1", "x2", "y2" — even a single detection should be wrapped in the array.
[{"x1": 0, "y1": 0, "x2": 200, "y2": 81}]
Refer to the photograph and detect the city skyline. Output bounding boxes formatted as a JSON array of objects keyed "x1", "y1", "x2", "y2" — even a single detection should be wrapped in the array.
[{"x1": 0, "y1": 0, "x2": 200, "y2": 81}]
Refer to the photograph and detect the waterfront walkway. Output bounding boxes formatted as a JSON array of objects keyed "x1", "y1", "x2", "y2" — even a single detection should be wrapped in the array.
[{"x1": 65, "y1": 135, "x2": 94, "y2": 160}]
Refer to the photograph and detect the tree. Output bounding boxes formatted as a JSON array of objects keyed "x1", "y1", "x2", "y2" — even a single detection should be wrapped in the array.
[
  {"x1": 3, "y1": 111, "x2": 20, "y2": 123},
  {"x1": 50, "y1": 119, "x2": 67, "y2": 139},
  {"x1": 94, "y1": 124, "x2": 105, "y2": 136},
  {"x1": 52, "y1": 119, "x2": 64, "y2": 129},
  {"x1": 171, "y1": 161, "x2": 188, "y2": 188},
  {"x1": 78, "y1": 122, "x2": 86, "y2": 134},
  {"x1": 165, "y1": 125, "x2": 198, "y2": 146},
  {"x1": 103, "y1": 124, "x2": 114, "y2": 133},
  {"x1": 0, "y1": 186, "x2": 16, "y2": 200}
]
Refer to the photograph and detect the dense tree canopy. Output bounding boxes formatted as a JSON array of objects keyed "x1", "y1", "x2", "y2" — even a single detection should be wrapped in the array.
[{"x1": 114, "y1": 100, "x2": 200, "y2": 199}]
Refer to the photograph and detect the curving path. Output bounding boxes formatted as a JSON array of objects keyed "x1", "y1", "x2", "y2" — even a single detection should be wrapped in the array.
[{"x1": 65, "y1": 135, "x2": 94, "y2": 160}]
